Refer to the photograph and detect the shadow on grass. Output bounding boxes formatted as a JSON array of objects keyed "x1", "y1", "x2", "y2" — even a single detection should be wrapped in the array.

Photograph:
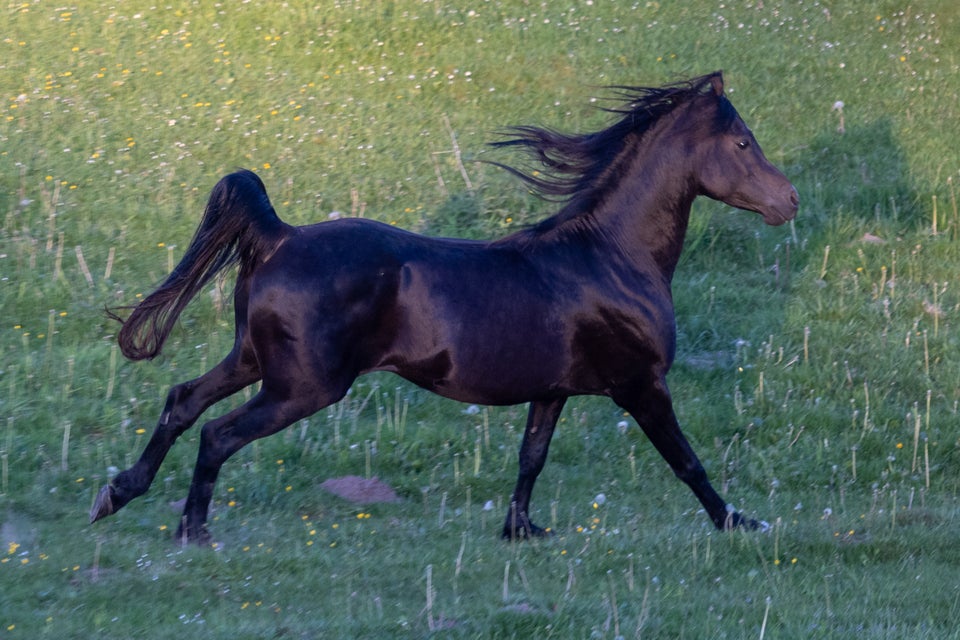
[{"x1": 791, "y1": 116, "x2": 922, "y2": 238}]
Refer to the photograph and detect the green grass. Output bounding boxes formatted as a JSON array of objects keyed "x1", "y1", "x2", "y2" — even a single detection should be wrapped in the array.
[{"x1": 2, "y1": 1, "x2": 960, "y2": 637}]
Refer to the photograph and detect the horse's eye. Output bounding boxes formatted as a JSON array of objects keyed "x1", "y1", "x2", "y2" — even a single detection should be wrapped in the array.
[{"x1": 736, "y1": 139, "x2": 751, "y2": 150}]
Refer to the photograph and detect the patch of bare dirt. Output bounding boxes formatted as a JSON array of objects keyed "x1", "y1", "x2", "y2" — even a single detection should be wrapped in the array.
[{"x1": 320, "y1": 476, "x2": 401, "y2": 504}]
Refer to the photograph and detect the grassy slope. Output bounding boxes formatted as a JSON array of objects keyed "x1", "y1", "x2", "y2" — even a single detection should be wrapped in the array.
[{"x1": 2, "y1": 1, "x2": 960, "y2": 637}]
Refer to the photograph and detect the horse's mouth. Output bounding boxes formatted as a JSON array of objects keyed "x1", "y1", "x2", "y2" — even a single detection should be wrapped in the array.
[
  {"x1": 762, "y1": 208, "x2": 796, "y2": 226},
  {"x1": 761, "y1": 186, "x2": 799, "y2": 226}
]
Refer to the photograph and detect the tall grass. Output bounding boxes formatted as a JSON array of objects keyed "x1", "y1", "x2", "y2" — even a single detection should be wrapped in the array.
[{"x1": 2, "y1": 1, "x2": 960, "y2": 637}]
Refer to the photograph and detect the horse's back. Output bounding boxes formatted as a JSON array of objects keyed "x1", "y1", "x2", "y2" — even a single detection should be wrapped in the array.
[{"x1": 240, "y1": 218, "x2": 571, "y2": 401}]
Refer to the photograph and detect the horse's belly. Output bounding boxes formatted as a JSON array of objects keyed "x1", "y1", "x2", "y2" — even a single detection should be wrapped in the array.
[{"x1": 379, "y1": 339, "x2": 586, "y2": 406}]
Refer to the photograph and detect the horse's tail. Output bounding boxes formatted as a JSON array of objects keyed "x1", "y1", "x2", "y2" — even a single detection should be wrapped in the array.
[{"x1": 110, "y1": 169, "x2": 287, "y2": 361}]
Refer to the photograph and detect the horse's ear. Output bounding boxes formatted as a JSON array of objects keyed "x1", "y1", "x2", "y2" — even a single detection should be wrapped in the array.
[{"x1": 710, "y1": 72, "x2": 724, "y2": 96}]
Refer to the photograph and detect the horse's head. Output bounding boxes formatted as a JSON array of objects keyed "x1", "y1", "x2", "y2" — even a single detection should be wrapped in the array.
[{"x1": 690, "y1": 73, "x2": 799, "y2": 226}]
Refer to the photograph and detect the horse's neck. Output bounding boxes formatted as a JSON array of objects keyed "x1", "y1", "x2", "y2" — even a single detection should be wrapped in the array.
[{"x1": 590, "y1": 165, "x2": 697, "y2": 281}]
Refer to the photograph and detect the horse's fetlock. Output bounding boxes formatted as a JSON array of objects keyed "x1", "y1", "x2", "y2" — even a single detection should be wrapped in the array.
[{"x1": 112, "y1": 470, "x2": 141, "y2": 501}]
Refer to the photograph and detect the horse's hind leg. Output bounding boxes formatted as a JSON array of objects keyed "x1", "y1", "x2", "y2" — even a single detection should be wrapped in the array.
[
  {"x1": 175, "y1": 384, "x2": 346, "y2": 544},
  {"x1": 614, "y1": 378, "x2": 765, "y2": 531},
  {"x1": 90, "y1": 348, "x2": 260, "y2": 524},
  {"x1": 502, "y1": 398, "x2": 567, "y2": 539}
]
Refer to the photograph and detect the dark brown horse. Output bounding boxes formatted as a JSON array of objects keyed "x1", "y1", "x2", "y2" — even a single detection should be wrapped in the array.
[{"x1": 91, "y1": 72, "x2": 798, "y2": 543}]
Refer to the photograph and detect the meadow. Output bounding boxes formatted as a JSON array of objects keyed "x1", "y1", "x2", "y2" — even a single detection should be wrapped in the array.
[{"x1": 2, "y1": 1, "x2": 959, "y2": 637}]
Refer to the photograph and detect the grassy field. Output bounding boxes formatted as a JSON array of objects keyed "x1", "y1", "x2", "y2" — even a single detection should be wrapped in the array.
[{"x1": 2, "y1": 1, "x2": 960, "y2": 637}]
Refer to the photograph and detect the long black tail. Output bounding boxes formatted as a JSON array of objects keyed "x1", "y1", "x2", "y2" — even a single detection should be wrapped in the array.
[{"x1": 110, "y1": 169, "x2": 287, "y2": 360}]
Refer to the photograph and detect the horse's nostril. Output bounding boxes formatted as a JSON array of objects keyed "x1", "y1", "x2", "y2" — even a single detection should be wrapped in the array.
[{"x1": 789, "y1": 188, "x2": 800, "y2": 207}]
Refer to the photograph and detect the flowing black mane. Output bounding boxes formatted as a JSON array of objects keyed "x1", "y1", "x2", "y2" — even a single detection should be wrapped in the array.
[{"x1": 490, "y1": 72, "x2": 731, "y2": 235}]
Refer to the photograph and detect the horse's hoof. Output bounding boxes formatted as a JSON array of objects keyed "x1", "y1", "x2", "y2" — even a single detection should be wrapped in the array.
[
  {"x1": 175, "y1": 523, "x2": 213, "y2": 547},
  {"x1": 89, "y1": 485, "x2": 115, "y2": 523},
  {"x1": 720, "y1": 506, "x2": 769, "y2": 532},
  {"x1": 502, "y1": 522, "x2": 552, "y2": 540},
  {"x1": 739, "y1": 516, "x2": 772, "y2": 533}
]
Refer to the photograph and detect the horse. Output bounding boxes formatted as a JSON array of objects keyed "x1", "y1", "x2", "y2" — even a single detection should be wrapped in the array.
[{"x1": 91, "y1": 71, "x2": 798, "y2": 543}]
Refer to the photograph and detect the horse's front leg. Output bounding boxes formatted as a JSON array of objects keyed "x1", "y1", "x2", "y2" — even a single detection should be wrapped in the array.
[
  {"x1": 613, "y1": 378, "x2": 766, "y2": 531},
  {"x1": 90, "y1": 352, "x2": 259, "y2": 524},
  {"x1": 502, "y1": 398, "x2": 567, "y2": 539}
]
